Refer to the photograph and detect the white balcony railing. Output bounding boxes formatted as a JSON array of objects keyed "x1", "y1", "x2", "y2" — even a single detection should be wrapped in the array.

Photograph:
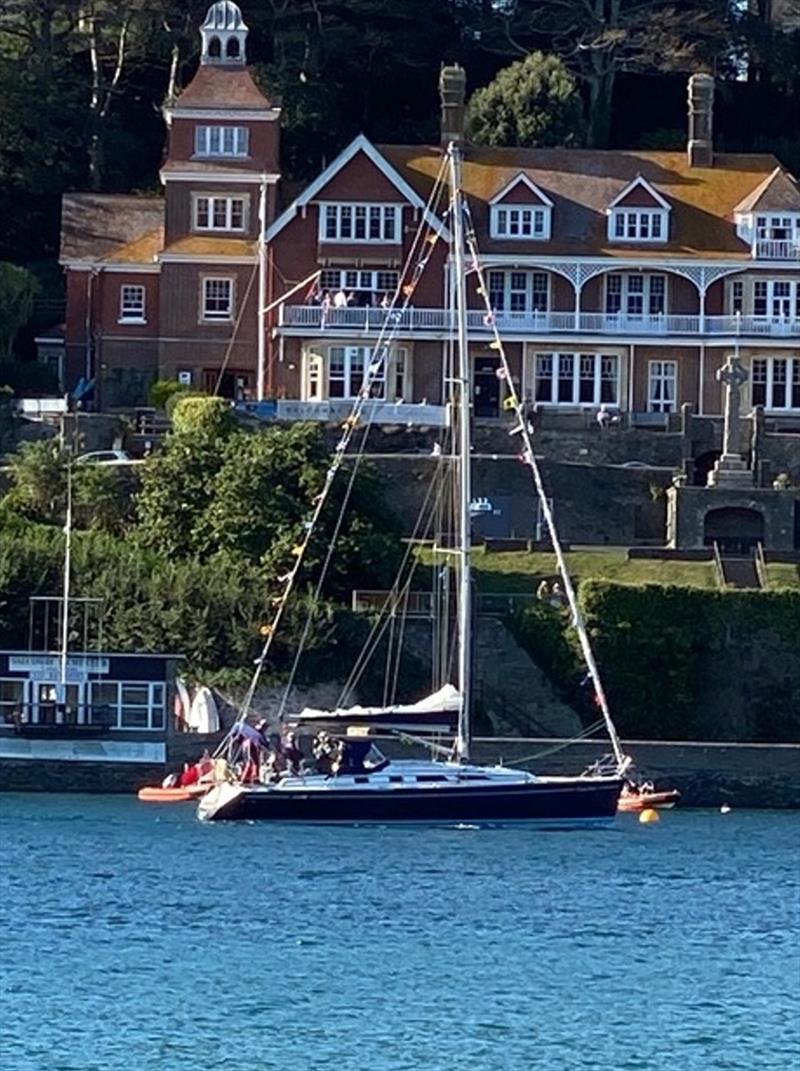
[
  {"x1": 754, "y1": 239, "x2": 800, "y2": 260},
  {"x1": 281, "y1": 305, "x2": 800, "y2": 339},
  {"x1": 236, "y1": 397, "x2": 449, "y2": 427}
]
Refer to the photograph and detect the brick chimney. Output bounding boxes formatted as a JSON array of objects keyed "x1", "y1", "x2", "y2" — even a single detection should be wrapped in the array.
[
  {"x1": 687, "y1": 73, "x2": 714, "y2": 169},
  {"x1": 439, "y1": 64, "x2": 466, "y2": 146}
]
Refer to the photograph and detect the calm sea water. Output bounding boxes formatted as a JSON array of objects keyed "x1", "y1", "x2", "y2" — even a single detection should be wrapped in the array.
[{"x1": 0, "y1": 796, "x2": 797, "y2": 1071}]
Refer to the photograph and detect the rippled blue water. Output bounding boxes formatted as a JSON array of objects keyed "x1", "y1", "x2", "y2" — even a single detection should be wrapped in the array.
[{"x1": 1, "y1": 796, "x2": 798, "y2": 1071}]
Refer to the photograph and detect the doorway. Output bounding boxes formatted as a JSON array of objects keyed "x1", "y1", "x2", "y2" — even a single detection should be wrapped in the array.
[
  {"x1": 202, "y1": 369, "x2": 252, "y2": 401},
  {"x1": 703, "y1": 507, "x2": 765, "y2": 554},
  {"x1": 474, "y1": 356, "x2": 501, "y2": 418}
]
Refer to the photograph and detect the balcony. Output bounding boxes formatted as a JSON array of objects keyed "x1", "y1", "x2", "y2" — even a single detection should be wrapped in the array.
[
  {"x1": 280, "y1": 305, "x2": 800, "y2": 340},
  {"x1": 754, "y1": 239, "x2": 800, "y2": 260},
  {"x1": 236, "y1": 398, "x2": 449, "y2": 427}
]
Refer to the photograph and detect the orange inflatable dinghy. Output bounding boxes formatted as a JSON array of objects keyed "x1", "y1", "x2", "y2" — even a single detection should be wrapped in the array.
[{"x1": 137, "y1": 783, "x2": 210, "y2": 803}]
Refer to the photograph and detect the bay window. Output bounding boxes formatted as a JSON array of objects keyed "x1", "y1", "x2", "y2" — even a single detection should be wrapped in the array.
[
  {"x1": 320, "y1": 203, "x2": 400, "y2": 243},
  {"x1": 534, "y1": 352, "x2": 618, "y2": 406}
]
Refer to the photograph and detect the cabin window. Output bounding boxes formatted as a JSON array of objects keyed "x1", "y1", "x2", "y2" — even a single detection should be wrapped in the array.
[
  {"x1": 416, "y1": 774, "x2": 447, "y2": 783},
  {"x1": 319, "y1": 203, "x2": 400, "y2": 243},
  {"x1": 389, "y1": 776, "x2": 404, "y2": 783}
]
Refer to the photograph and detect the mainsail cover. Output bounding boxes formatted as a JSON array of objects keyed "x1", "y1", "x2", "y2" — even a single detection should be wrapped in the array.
[{"x1": 294, "y1": 684, "x2": 461, "y2": 730}]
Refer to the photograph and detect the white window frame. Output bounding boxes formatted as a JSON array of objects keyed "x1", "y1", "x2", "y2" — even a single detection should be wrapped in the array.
[
  {"x1": 88, "y1": 680, "x2": 165, "y2": 730},
  {"x1": 605, "y1": 273, "x2": 667, "y2": 317},
  {"x1": 532, "y1": 352, "x2": 618, "y2": 407},
  {"x1": 487, "y1": 270, "x2": 550, "y2": 313},
  {"x1": 201, "y1": 277, "x2": 234, "y2": 322},
  {"x1": 193, "y1": 194, "x2": 247, "y2": 233},
  {"x1": 755, "y1": 214, "x2": 800, "y2": 242},
  {"x1": 319, "y1": 268, "x2": 399, "y2": 299},
  {"x1": 751, "y1": 356, "x2": 800, "y2": 411},
  {"x1": 608, "y1": 209, "x2": 668, "y2": 243},
  {"x1": 752, "y1": 278, "x2": 800, "y2": 319},
  {"x1": 119, "y1": 284, "x2": 146, "y2": 323},
  {"x1": 318, "y1": 203, "x2": 401, "y2": 243},
  {"x1": 647, "y1": 360, "x2": 678, "y2": 413},
  {"x1": 320, "y1": 345, "x2": 407, "y2": 401},
  {"x1": 490, "y1": 205, "x2": 551, "y2": 241},
  {"x1": 194, "y1": 125, "x2": 249, "y2": 158}
]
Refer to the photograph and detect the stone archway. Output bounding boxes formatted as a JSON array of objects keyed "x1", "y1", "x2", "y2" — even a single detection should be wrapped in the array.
[{"x1": 703, "y1": 507, "x2": 765, "y2": 554}]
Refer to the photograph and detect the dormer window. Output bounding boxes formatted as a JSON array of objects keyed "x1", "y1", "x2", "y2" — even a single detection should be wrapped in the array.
[
  {"x1": 489, "y1": 174, "x2": 553, "y2": 241},
  {"x1": 491, "y1": 206, "x2": 550, "y2": 240},
  {"x1": 610, "y1": 210, "x2": 667, "y2": 242},
  {"x1": 195, "y1": 126, "x2": 249, "y2": 158},
  {"x1": 320, "y1": 203, "x2": 400, "y2": 243},
  {"x1": 607, "y1": 177, "x2": 670, "y2": 244}
]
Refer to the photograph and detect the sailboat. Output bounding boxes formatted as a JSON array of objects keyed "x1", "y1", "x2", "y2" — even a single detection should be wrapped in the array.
[{"x1": 199, "y1": 143, "x2": 627, "y2": 825}]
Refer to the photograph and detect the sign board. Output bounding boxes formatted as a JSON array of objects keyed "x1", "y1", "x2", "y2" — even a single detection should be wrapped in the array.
[{"x1": 9, "y1": 655, "x2": 110, "y2": 679}]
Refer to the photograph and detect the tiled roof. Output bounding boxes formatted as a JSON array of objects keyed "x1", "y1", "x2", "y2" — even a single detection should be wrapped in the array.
[
  {"x1": 160, "y1": 236, "x2": 257, "y2": 257},
  {"x1": 60, "y1": 194, "x2": 165, "y2": 262},
  {"x1": 173, "y1": 66, "x2": 274, "y2": 110},
  {"x1": 380, "y1": 145, "x2": 783, "y2": 258},
  {"x1": 103, "y1": 228, "x2": 164, "y2": 264},
  {"x1": 733, "y1": 167, "x2": 800, "y2": 214}
]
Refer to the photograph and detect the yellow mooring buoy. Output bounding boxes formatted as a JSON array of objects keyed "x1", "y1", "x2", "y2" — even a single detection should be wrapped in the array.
[{"x1": 639, "y1": 808, "x2": 660, "y2": 824}]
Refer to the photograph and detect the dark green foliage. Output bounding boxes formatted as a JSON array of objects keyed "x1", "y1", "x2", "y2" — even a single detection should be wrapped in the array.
[
  {"x1": 466, "y1": 52, "x2": 584, "y2": 148},
  {"x1": 148, "y1": 378, "x2": 189, "y2": 410},
  {"x1": 514, "y1": 581, "x2": 800, "y2": 743},
  {"x1": 0, "y1": 264, "x2": 39, "y2": 358}
]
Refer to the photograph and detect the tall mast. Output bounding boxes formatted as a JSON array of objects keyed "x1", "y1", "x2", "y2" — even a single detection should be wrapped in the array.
[{"x1": 449, "y1": 141, "x2": 471, "y2": 762}]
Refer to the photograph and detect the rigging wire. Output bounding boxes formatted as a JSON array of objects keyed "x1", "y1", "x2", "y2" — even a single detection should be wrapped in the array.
[
  {"x1": 460, "y1": 201, "x2": 630, "y2": 774},
  {"x1": 216, "y1": 155, "x2": 451, "y2": 756}
]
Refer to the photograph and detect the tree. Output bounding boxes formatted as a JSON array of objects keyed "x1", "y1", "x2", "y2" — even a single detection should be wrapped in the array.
[
  {"x1": 0, "y1": 263, "x2": 39, "y2": 359},
  {"x1": 466, "y1": 51, "x2": 584, "y2": 147},
  {"x1": 479, "y1": 0, "x2": 731, "y2": 148},
  {"x1": 170, "y1": 394, "x2": 236, "y2": 438}
]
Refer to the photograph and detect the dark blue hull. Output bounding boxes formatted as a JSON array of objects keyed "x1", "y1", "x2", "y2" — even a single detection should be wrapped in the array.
[{"x1": 204, "y1": 777, "x2": 623, "y2": 825}]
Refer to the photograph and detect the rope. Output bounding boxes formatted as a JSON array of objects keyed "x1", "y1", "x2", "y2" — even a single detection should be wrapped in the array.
[{"x1": 460, "y1": 201, "x2": 629, "y2": 775}]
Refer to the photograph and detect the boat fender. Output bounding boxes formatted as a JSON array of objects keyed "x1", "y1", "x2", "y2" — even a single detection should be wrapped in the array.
[{"x1": 639, "y1": 808, "x2": 660, "y2": 824}]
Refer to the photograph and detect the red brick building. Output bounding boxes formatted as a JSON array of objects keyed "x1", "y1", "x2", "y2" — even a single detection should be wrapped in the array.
[{"x1": 61, "y1": 3, "x2": 800, "y2": 424}]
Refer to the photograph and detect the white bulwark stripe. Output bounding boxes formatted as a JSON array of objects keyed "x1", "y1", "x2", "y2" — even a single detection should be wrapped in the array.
[{"x1": 0, "y1": 738, "x2": 166, "y2": 764}]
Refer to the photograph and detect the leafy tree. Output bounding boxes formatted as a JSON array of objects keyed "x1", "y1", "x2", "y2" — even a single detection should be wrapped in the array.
[
  {"x1": 170, "y1": 394, "x2": 236, "y2": 438},
  {"x1": 478, "y1": 0, "x2": 731, "y2": 148},
  {"x1": 466, "y1": 51, "x2": 584, "y2": 148},
  {"x1": 148, "y1": 377, "x2": 188, "y2": 410},
  {"x1": 0, "y1": 263, "x2": 39, "y2": 358}
]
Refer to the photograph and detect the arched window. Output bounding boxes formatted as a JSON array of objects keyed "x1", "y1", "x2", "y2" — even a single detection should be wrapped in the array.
[
  {"x1": 226, "y1": 37, "x2": 240, "y2": 59},
  {"x1": 208, "y1": 36, "x2": 221, "y2": 58}
]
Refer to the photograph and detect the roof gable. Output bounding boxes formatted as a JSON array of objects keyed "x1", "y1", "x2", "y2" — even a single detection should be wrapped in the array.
[
  {"x1": 734, "y1": 167, "x2": 800, "y2": 215},
  {"x1": 490, "y1": 173, "x2": 553, "y2": 207},
  {"x1": 266, "y1": 134, "x2": 449, "y2": 241},
  {"x1": 608, "y1": 175, "x2": 671, "y2": 211}
]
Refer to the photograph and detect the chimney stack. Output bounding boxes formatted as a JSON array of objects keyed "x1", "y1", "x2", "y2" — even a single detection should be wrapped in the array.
[
  {"x1": 687, "y1": 73, "x2": 714, "y2": 169},
  {"x1": 439, "y1": 64, "x2": 466, "y2": 147}
]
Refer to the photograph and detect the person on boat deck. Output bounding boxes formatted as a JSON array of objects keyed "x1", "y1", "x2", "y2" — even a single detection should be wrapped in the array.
[
  {"x1": 536, "y1": 579, "x2": 550, "y2": 602},
  {"x1": 283, "y1": 732, "x2": 304, "y2": 775},
  {"x1": 178, "y1": 762, "x2": 200, "y2": 787},
  {"x1": 312, "y1": 732, "x2": 336, "y2": 775}
]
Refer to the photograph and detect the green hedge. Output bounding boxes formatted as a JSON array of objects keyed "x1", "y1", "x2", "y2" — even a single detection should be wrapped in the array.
[{"x1": 513, "y1": 581, "x2": 800, "y2": 743}]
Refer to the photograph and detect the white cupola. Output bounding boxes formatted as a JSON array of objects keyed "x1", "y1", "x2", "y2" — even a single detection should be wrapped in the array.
[{"x1": 200, "y1": 1, "x2": 248, "y2": 66}]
